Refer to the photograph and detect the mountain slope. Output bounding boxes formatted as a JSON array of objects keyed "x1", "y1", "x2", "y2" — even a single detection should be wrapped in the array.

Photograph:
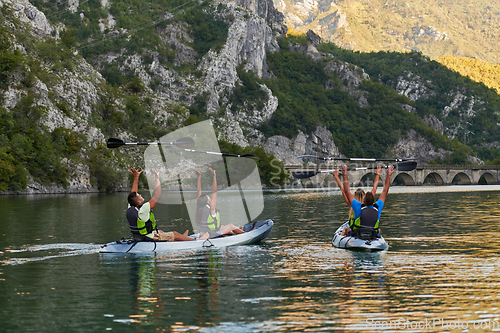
[
  {"x1": 1, "y1": 0, "x2": 499, "y2": 193},
  {"x1": 435, "y1": 55, "x2": 500, "y2": 95},
  {"x1": 275, "y1": 0, "x2": 500, "y2": 65}
]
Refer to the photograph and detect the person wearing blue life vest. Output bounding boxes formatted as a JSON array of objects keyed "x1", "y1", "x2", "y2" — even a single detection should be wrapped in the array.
[
  {"x1": 334, "y1": 165, "x2": 382, "y2": 236},
  {"x1": 340, "y1": 164, "x2": 395, "y2": 239},
  {"x1": 194, "y1": 168, "x2": 245, "y2": 238},
  {"x1": 127, "y1": 167, "x2": 208, "y2": 241}
]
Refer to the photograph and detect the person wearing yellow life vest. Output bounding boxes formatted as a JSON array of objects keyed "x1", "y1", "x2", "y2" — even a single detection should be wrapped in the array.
[
  {"x1": 194, "y1": 168, "x2": 245, "y2": 238},
  {"x1": 341, "y1": 164, "x2": 395, "y2": 239},
  {"x1": 127, "y1": 167, "x2": 208, "y2": 241},
  {"x1": 333, "y1": 166, "x2": 382, "y2": 236}
]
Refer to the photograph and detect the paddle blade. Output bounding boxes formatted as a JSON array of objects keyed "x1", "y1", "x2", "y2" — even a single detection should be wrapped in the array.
[
  {"x1": 242, "y1": 154, "x2": 261, "y2": 159},
  {"x1": 296, "y1": 155, "x2": 325, "y2": 160},
  {"x1": 292, "y1": 170, "x2": 319, "y2": 179},
  {"x1": 107, "y1": 138, "x2": 125, "y2": 149},
  {"x1": 394, "y1": 161, "x2": 417, "y2": 171},
  {"x1": 174, "y1": 137, "x2": 195, "y2": 149}
]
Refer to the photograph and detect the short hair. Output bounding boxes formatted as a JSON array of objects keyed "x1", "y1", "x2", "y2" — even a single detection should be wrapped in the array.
[
  {"x1": 364, "y1": 192, "x2": 375, "y2": 206},
  {"x1": 128, "y1": 192, "x2": 139, "y2": 206}
]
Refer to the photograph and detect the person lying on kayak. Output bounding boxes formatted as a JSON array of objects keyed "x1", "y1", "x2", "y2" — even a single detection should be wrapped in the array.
[
  {"x1": 127, "y1": 167, "x2": 208, "y2": 241},
  {"x1": 333, "y1": 166, "x2": 382, "y2": 236},
  {"x1": 194, "y1": 168, "x2": 245, "y2": 238},
  {"x1": 340, "y1": 164, "x2": 395, "y2": 239}
]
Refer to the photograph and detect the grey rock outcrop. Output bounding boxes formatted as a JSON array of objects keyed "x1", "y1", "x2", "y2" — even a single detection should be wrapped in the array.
[
  {"x1": 5, "y1": 0, "x2": 52, "y2": 37},
  {"x1": 264, "y1": 125, "x2": 341, "y2": 165},
  {"x1": 324, "y1": 59, "x2": 370, "y2": 107},
  {"x1": 391, "y1": 129, "x2": 448, "y2": 164},
  {"x1": 395, "y1": 70, "x2": 434, "y2": 101}
]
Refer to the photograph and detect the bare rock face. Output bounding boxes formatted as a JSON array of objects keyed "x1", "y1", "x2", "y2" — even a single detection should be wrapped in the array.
[
  {"x1": 199, "y1": 0, "x2": 287, "y2": 146},
  {"x1": 391, "y1": 129, "x2": 448, "y2": 164},
  {"x1": 264, "y1": 125, "x2": 341, "y2": 165},
  {"x1": 423, "y1": 114, "x2": 444, "y2": 134},
  {"x1": 306, "y1": 29, "x2": 322, "y2": 47},
  {"x1": 200, "y1": 7, "x2": 281, "y2": 115},
  {"x1": 324, "y1": 59, "x2": 370, "y2": 107},
  {"x1": 230, "y1": 0, "x2": 288, "y2": 36},
  {"x1": 396, "y1": 70, "x2": 434, "y2": 101},
  {"x1": 5, "y1": 0, "x2": 52, "y2": 37}
]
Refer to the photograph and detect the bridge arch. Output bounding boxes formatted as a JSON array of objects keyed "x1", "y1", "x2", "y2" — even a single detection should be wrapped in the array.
[
  {"x1": 423, "y1": 172, "x2": 445, "y2": 185},
  {"x1": 451, "y1": 172, "x2": 472, "y2": 185},
  {"x1": 393, "y1": 172, "x2": 415, "y2": 186},
  {"x1": 478, "y1": 171, "x2": 496, "y2": 185},
  {"x1": 359, "y1": 172, "x2": 382, "y2": 187}
]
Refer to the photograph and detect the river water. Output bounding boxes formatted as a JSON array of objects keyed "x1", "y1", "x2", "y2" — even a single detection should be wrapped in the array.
[{"x1": 1, "y1": 186, "x2": 500, "y2": 332}]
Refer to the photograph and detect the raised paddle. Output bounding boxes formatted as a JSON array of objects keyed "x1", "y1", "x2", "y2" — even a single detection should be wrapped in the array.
[
  {"x1": 107, "y1": 137, "x2": 260, "y2": 159},
  {"x1": 296, "y1": 155, "x2": 415, "y2": 162},
  {"x1": 292, "y1": 161, "x2": 417, "y2": 179},
  {"x1": 179, "y1": 148, "x2": 261, "y2": 159},
  {"x1": 107, "y1": 137, "x2": 195, "y2": 149}
]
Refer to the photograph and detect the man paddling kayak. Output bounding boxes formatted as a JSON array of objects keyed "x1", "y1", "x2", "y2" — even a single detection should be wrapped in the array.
[
  {"x1": 340, "y1": 164, "x2": 395, "y2": 239},
  {"x1": 127, "y1": 167, "x2": 208, "y2": 241}
]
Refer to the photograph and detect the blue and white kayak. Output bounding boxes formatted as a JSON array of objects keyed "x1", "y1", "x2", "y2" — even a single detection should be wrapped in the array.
[
  {"x1": 332, "y1": 221, "x2": 388, "y2": 251},
  {"x1": 100, "y1": 219, "x2": 274, "y2": 253}
]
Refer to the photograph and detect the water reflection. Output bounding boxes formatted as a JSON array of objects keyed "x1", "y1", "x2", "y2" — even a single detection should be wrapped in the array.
[
  {"x1": 2, "y1": 189, "x2": 500, "y2": 332},
  {"x1": 195, "y1": 251, "x2": 221, "y2": 326},
  {"x1": 129, "y1": 256, "x2": 160, "y2": 325}
]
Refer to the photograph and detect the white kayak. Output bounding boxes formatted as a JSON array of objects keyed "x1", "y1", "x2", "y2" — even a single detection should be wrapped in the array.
[
  {"x1": 100, "y1": 219, "x2": 274, "y2": 253},
  {"x1": 331, "y1": 221, "x2": 388, "y2": 251}
]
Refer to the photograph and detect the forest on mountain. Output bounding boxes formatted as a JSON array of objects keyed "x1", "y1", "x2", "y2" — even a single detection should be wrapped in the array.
[
  {"x1": 435, "y1": 55, "x2": 500, "y2": 95},
  {"x1": 255, "y1": 34, "x2": 499, "y2": 165}
]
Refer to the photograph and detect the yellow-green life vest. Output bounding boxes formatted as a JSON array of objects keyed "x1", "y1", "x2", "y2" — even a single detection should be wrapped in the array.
[{"x1": 127, "y1": 206, "x2": 157, "y2": 236}]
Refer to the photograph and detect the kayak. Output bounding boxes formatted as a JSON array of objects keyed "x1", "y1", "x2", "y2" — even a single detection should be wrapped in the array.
[
  {"x1": 100, "y1": 219, "x2": 274, "y2": 253},
  {"x1": 331, "y1": 221, "x2": 388, "y2": 251}
]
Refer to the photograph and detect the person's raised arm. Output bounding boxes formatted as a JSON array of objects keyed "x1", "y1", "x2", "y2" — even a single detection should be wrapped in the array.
[
  {"x1": 149, "y1": 168, "x2": 161, "y2": 209},
  {"x1": 342, "y1": 165, "x2": 355, "y2": 205},
  {"x1": 129, "y1": 167, "x2": 143, "y2": 193},
  {"x1": 334, "y1": 168, "x2": 350, "y2": 207},
  {"x1": 194, "y1": 169, "x2": 202, "y2": 200},
  {"x1": 378, "y1": 165, "x2": 395, "y2": 204},
  {"x1": 208, "y1": 168, "x2": 217, "y2": 216},
  {"x1": 371, "y1": 166, "x2": 382, "y2": 196}
]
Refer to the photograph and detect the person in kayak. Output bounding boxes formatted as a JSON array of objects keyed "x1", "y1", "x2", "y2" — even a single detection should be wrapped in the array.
[
  {"x1": 127, "y1": 167, "x2": 208, "y2": 241},
  {"x1": 194, "y1": 168, "x2": 245, "y2": 238},
  {"x1": 340, "y1": 164, "x2": 395, "y2": 239},
  {"x1": 333, "y1": 166, "x2": 382, "y2": 236}
]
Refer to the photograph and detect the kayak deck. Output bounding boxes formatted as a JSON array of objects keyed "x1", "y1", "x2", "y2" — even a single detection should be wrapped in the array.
[
  {"x1": 100, "y1": 219, "x2": 274, "y2": 253},
  {"x1": 332, "y1": 221, "x2": 388, "y2": 251}
]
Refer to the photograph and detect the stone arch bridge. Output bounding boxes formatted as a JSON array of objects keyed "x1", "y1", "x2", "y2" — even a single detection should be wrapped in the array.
[{"x1": 286, "y1": 165, "x2": 500, "y2": 187}]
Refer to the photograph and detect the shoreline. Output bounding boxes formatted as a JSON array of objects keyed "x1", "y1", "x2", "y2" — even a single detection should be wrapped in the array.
[{"x1": 2, "y1": 185, "x2": 500, "y2": 197}]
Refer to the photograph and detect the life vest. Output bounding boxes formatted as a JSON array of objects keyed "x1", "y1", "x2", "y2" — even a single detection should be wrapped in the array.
[
  {"x1": 126, "y1": 205, "x2": 156, "y2": 237},
  {"x1": 352, "y1": 203, "x2": 380, "y2": 231},
  {"x1": 198, "y1": 205, "x2": 221, "y2": 237}
]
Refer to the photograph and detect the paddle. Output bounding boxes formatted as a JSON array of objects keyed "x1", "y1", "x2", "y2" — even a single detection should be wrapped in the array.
[
  {"x1": 107, "y1": 137, "x2": 260, "y2": 159},
  {"x1": 292, "y1": 161, "x2": 418, "y2": 179},
  {"x1": 180, "y1": 148, "x2": 261, "y2": 159},
  {"x1": 107, "y1": 137, "x2": 195, "y2": 149},
  {"x1": 297, "y1": 155, "x2": 415, "y2": 162}
]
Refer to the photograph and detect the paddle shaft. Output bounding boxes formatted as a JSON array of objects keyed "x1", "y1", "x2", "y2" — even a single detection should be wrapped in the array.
[
  {"x1": 292, "y1": 161, "x2": 417, "y2": 179},
  {"x1": 107, "y1": 137, "x2": 195, "y2": 149},
  {"x1": 180, "y1": 148, "x2": 259, "y2": 159},
  {"x1": 297, "y1": 155, "x2": 414, "y2": 162}
]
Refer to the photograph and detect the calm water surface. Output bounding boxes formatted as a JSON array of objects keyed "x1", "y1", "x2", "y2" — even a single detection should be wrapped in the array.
[{"x1": 1, "y1": 187, "x2": 500, "y2": 332}]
